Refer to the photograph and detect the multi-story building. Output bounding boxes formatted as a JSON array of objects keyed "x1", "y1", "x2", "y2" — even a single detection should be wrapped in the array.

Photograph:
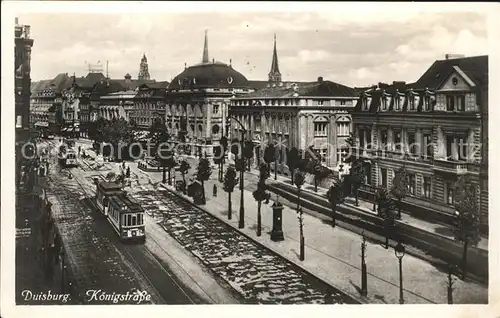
[
  {"x1": 132, "y1": 82, "x2": 169, "y2": 129},
  {"x1": 351, "y1": 54, "x2": 488, "y2": 230},
  {"x1": 165, "y1": 31, "x2": 257, "y2": 155},
  {"x1": 99, "y1": 89, "x2": 137, "y2": 121},
  {"x1": 15, "y1": 17, "x2": 34, "y2": 140},
  {"x1": 229, "y1": 35, "x2": 359, "y2": 175},
  {"x1": 30, "y1": 73, "x2": 73, "y2": 134}
]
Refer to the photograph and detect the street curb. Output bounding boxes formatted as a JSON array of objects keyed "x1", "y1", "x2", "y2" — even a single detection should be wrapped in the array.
[{"x1": 159, "y1": 183, "x2": 366, "y2": 304}]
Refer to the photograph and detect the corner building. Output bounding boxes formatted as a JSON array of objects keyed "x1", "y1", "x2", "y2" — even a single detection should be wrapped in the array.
[
  {"x1": 351, "y1": 55, "x2": 488, "y2": 230},
  {"x1": 229, "y1": 35, "x2": 359, "y2": 175},
  {"x1": 165, "y1": 31, "x2": 257, "y2": 156}
]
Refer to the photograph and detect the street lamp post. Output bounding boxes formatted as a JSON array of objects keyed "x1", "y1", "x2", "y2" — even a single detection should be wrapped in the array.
[{"x1": 394, "y1": 242, "x2": 406, "y2": 304}]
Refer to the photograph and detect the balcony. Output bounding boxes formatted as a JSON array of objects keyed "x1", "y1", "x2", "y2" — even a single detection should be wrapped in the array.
[{"x1": 433, "y1": 159, "x2": 469, "y2": 175}]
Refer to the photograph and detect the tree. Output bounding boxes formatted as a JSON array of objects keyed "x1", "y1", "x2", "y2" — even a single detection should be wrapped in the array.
[
  {"x1": 223, "y1": 166, "x2": 239, "y2": 220},
  {"x1": 263, "y1": 143, "x2": 276, "y2": 173},
  {"x1": 377, "y1": 187, "x2": 397, "y2": 249},
  {"x1": 220, "y1": 136, "x2": 228, "y2": 181},
  {"x1": 312, "y1": 162, "x2": 332, "y2": 192},
  {"x1": 243, "y1": 140, "x2": 254, "y2": 171},
  {"x1": 252, "y1": 164, "x2": 271, "y2": 236},
  {"x1": 106, "y1": 171, "x2": 116, "y2": 182},
  {"x1": 347, "y1": 158, "x2": 366, "y2": 206},
  {"x1": 196, "y1": 158, "x2": 212, "y2": 205},
  {"x1": 452, "y1": 175, "x2": 481, "y2": 280},
  {"x1": 294, "y1": 171, "x2": 306, "y2": 261},
  {"x1": 391, "y1": 166, "x2": 409, "y2": 219},
  {"x1": 286, "y1": 147, "x2": 299, "y2": 185},
  {"x1": 326, "y1": 181, "x2": 343, "y2": 227},
  {"x1": 213, "y1": 145, "x2": 224, "y2": 181}
]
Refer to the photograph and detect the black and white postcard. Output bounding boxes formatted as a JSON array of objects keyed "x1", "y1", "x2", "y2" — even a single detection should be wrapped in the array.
[{"x1": 2, "y1": 2, "x2": 500, "y2": 318}]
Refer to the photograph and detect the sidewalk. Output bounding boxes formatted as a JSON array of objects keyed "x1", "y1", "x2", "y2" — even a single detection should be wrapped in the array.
[
  {"x1": 170, "y1": 170, "x2": 487, "y2": 304},
  {"x1": 123, "y1": 152, "x2": 488, "y2": 304},
  {"x1": 248, "y1": 168, "x2": 489, "y2": 251}
]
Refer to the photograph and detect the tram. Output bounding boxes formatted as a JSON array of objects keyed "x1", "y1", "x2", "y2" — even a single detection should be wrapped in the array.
[
  {"x1": 58, "y1": 146, "x2": 78, "y2": 168},
  {"x1": 94, "y1": 181, "x2": 146, "y2": 243}
]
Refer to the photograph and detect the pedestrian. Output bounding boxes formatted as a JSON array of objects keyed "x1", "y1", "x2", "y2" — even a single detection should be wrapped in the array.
[
  {"x1": 78, "y1": 146, "x2": 81, "y2": 154},
  {"x1": 126, "y1": 166, "x2": 131, "y2": 178}
]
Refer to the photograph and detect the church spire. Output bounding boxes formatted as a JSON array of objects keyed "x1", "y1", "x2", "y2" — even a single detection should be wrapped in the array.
[
  {"x1": 138, "y1": 53, "x2": 150, "y2": 80},
  {"x1": 268, "y1": 33, "x2": 282, "y2": 83},
  {"x1": 202, "y1": 30, "x2": 209, "y2": 63}
]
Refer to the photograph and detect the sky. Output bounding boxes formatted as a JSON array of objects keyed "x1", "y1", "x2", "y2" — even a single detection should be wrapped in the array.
[{"x1": 16, "y1": 3, "x2": 489, "y2": 87}]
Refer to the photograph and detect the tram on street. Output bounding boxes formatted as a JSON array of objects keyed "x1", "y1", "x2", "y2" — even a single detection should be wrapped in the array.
[
  {"x1": 58, "y1": 146, "x2": 78, "y2": 168},
  {"x1": 95, "y1": 181, "x2": 146, "y2": 243}
]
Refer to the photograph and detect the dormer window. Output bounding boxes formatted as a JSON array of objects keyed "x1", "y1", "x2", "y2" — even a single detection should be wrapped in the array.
[
  {"x1": 446, "y1": 94, "x2": 466, "y2": 112},
  {"x1": 381, "y1": 97, "x2": 387, "y2": 111},
  {"x1": 318, "y1": 100, "x2": 324, "y2": 106},
  {"x1": 408, "y1": 96, "x2": 415, "y2": 111},
  {"x1": 394, "y1": 96, "x2": 400, "y2": 110}
]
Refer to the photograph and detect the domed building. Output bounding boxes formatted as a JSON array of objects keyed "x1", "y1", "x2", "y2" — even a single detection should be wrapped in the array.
[{"x1": 165, "y1": 31, "x2": 256, "y2": 156}]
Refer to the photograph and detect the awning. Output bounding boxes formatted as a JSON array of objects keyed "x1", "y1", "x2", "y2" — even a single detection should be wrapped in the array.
[{"x1": 34, "y1": 121, "x2": 49, "y2": 127}]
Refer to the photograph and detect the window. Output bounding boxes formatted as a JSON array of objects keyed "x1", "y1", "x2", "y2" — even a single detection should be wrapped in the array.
[
  {"x1": 409, "y1": 97, "x2": 415, "y2": 111},
  {"x1": 359, "y1": 129, "x2": 365, "y2": 149},
  {"x1": 394, "y1": 97, "x2": 400, "y2": 110},
  {"x1": 363, "y1": 98, "x2": 369, "y2": 110},
  {"x1": 380, "y1": 168, "x2": 388, "y2": 188},
  {"x1": 446, "y1": 135, "x2": 454, "y2": 160},
  {"x1": 314, "y1": 122, "x2": 327, "y2": 136},
  {"x1": 407, "y1": 174, "x2": 415, "y2": 195},
  {"x1": 381, "y1": 97, "x2": 387, "y2": 110},
  {"x1": 423, "y1": 176, "x2": 432, "y2": 198},
  {"x1": 317, "y1": 100, "x2": 323, "y2": 106},
  {"x1": 380, "y1": 130, "x2": 388, "y2": 150},
  {"x1": 366, "y1": 130, "x2": 372, "y2": 149},
  {"x1": 446, "y1": 182, "x2": 454, "y2": 205},
  {"x1": 446, "y1": 95, "x2": 466, "y2": 111},
  {"x1": 340, "y1": 100, "x2": 346, "y2": 106},
  {"x1": 16, "y1": 115, "x2": 22, "y2": 128},
  {"x1": 127, "y1": 214, "x2": 132, "y2": 226},
  {"x1": 457, "y1": 134, "x2": 468, "y2": 161},
  {"x1": 364, "y1": 164, "x2": 372, "y2": 185},
  {"x1": 407, "y1": 132, "x2": 417, "y2": 155},
  {"x1": 131, "y1": 215, "x2": 137, "y2": 226},
  {"x1": 394, "y1": 131, "x2": 402, "y2": 152},
  {"x1": 337, "y1": 122, "x2": 349, "y2": 136},
  {"x1": 423, "y1": 133, "x2": 433, "y2": 158}
]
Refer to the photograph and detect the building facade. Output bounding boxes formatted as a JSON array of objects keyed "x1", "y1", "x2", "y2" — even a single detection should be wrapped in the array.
[
  {"x1": 99, "y1": 90, "x2": 137, "y2": 121},
  {"x1": 165, "y1": 31, "x2": 256, "y2": 155},
  {"x1": 132, "y1": 82, "x2": 168, "y2": 129},
  {"x1": 351, "y1": 55, "x2": 488, "y2": 229},
  {"x1": 229, "y1": 35, "x2": 359, "y2": 174},
  {"x1": 15, "y1": 17, "x2": 34, "y2": 139}
]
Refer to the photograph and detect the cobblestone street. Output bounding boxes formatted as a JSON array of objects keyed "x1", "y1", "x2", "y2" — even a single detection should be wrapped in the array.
[{"x1": 128, "y1": 185, "x2": 359, "y2": 304}]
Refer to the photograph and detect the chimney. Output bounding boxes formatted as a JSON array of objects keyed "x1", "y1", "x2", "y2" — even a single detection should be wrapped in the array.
[
  {"x1": 15, "y1": 17, "x2": 19, "y2": 25},
  {"x1": 445, "y1": 54, "x2": 465, "y2": 60},
  {"x1": 318, "y1": 76, "x2": 323, "y2": 82}
]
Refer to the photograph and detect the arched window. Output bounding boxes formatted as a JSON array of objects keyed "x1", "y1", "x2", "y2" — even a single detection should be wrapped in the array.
[
  {"x1": 198, "y1": 124, "x2": 203, "y2": 136},
  {"x1": 212, "y1": 124, "x2": 220, "y2": 134}
]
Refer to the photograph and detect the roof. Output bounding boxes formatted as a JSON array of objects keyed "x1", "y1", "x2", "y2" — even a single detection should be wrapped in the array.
[
  {"x1": 248, "y1": 80, "x2": 269, "y2": 90},
  {"x1": 413, "y1": 55, "x2": 488, "y2": 90},
  {"x1": 109, "y1": 192, "x2": 144, "y2": 213},
  {"x1": 97, "y1": 181, "x2": 123, "y2": 192},
  {"x1": 112, "y1": 79, "x2": 157, "y2": 90},
  {"x1": 240, "y1": 80, "x2": 357, "y2": 99},
  {"x1": 90, "y1": 80, "x2": 127, "y2": 101},
  {"x1": 168, "y1": 62, "x2": 250, "y2": 90},
  {"x1": 138, "y1": 81, "x2": 170, "y2": 89}
]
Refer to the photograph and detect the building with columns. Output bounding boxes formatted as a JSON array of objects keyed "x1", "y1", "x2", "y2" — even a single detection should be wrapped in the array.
[
  {"x1": 229, "y1": 35, "x2": 359, "y2": 175},
  {"x1": 132, "y1": 81, "x2": 169, "y2": 129},
  {"x1": 351, "y1": 55, "x2": 488, "y2": 229},
  {"x1": 165, "y1": 31, "x2": 257, "y2": 156}
]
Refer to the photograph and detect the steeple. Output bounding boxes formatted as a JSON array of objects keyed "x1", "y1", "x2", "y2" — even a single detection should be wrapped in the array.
[
  {"x1": 268, "y1": 33, "x2": 282, "y2": 83},
  {"x1": 202, "y1": 30, "x2": 209, "y2": 63},
  {"x1": 138, "y1": 53, "x2": 150, "y2": 80}
]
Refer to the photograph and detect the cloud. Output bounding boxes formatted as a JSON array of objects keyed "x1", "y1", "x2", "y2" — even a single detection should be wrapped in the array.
[{"x1": 19, "y1": 10, "x2": 488, "y2": 87}]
